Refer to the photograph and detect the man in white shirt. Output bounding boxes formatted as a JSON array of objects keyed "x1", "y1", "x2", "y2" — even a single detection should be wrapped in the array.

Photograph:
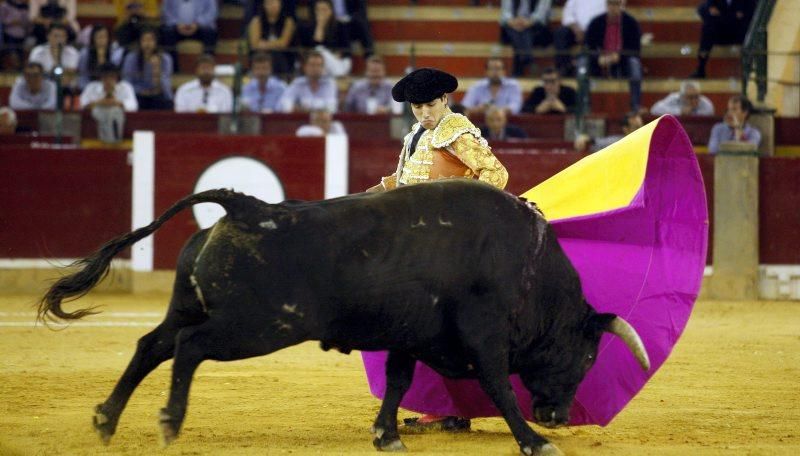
[
  {"x1": 343, "y1": 55, "x2": 401, "y2": 114},
  {"x1": 10, "y1": 62, "x2": 57, "y2": 111},
  {"x1": 650, "y1": 80, "x2": 715, "y2": 117},
  {"x1": 278, "y1": 51, "x2": 338, "y2": 113},
  {"x1": 296, "y1": 109, "x2": 347, "y2": 136},
  {"x1": 553, "y1": 0, "x2": 606, "y2": 76},
  {"x1": 79, "y1": 63, "x2": 138, "y2": 143},
  {"x1": 174, "y1": 54, "x2": 233, "y2": 113},
  {"x1": 79, "y1": 63, "x2": 138, "y2": 112},
  {"x1": 461, "y1": 57, "x2": 522, "y2": 116},
  {"x1": 28, "y1": 24, "x2": 80, "y2": 86}
]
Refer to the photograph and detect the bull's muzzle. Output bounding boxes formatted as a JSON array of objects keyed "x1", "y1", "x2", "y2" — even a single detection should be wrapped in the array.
[{"x1": 532, "y1": 404, "x2": 570, "y2": 429}]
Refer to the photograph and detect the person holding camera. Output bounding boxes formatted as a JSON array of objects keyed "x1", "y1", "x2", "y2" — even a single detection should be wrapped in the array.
[{"x1": 114, "y1": 0, "x2": 160, "y2": 48}]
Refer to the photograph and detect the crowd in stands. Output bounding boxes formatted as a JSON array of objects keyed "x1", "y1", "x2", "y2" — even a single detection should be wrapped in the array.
[{"x1": 0, "y1": 0, "x2": 761, "y2": 152}]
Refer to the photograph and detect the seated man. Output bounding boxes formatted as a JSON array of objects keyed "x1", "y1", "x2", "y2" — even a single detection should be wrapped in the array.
[
  {"x1": 708, "y1": 95, "x2": 761, "y2": 154},
  {"x1": 461, "y1": 57, "x2": 522, "y2": 116},
  {"x1": 242, "y1": 52, "x2": 287, "y2": 113},
  {"x1": 691, "y1": 0, "x2": 756, "y2": 78},
  {"x1": 79, "y1": 63, "x2": 138, "y2": 142},
  {"x1": 174, "y1": 54, "x2": 233, "y2": 113},
  {"x1": 574, "y1": 111, "x2": 642, "y2": 153},
  {"x1": 277, "y1": 51, "x2": 338, "y2": 113},
  {"x1": 9, "y1": 62, "x2": 57, "y2": 110},
  {"x1": 650, "y1": 80, "x2": 715, "y2": 117},
  {"x1": 0, "y1": 107, "x2": 18, "y2": 134},
  {"x1": 343, "y1": 55, "x2": 400, "y2": 114},
  {"x1": 499, "y1": 0, "x2": 552, "y2": 76},
  {"x1": 160, "y1": 0, "x2": 219, "y2": 70},
  {"x1": 295, "y1": 109, "x2": 347, "y2": 136},
  {"x1": 579, "y1": 0, "x2": 642, "y2": 112},
  {"x1": 521, "y1": 67, "x2": 576, "y2": 114},
  {"x1": 480, "y1": 105, "x2": 527, "y2": 141},
  {"x1": 553, "y1": 0, "x2": 606, "y2": 76}
]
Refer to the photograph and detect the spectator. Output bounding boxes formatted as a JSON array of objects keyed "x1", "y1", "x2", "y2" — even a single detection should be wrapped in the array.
[
  {"x1": 114, "y1": 0, "x2": 160, "y2": 48},
  {"x1": 295, "y1": 108, "x2": 346, "y2": 136},
  {"x1": 650, "y1": 80, "x2": 715, "y2": 117},
  {"x1": 499, "y1": 0, "x2": 552, "y2": 77},
  {"x1": 29, "y1": 0, "x2": 78, "y2": 44},
  {"x1": 579, "y1": 0, "x2": 642, "y2": 112},
  {"x1": 462, "y1": 57, "x2": 522, "y2": 116},
  {"x1": 28, "y1": 23, "x2": 79, "y2": 76},
  {"x1": 574, "y1": 111, "x2": 642, "y2": 153},
  {"x1": 298, "y1": 0, "x2": 351, "y2": 77},
  {"x1": 79, "y1": 63, "x2": 138, "y2": 112},
  {"x1": 331, "y1": 0, "x2": 374, "y2": 57},
  {"x1": 121, "y1": 27, "x2": 174, "y2": 110},
  {"x1": 80, "y1": 63, "x2": 137, "y2": 142},
  {"x1": 160, "y1": 0, "x2": 218, "y2": 69},
  {"x1": 343, "y1": 55, "x2": 400, "y2": 114},
  {"x1": 277, "y1": 50, "x2": 337, "y2": 113},
  {"x1": 77, "y1": 25, "x2": 123, "y2": 90},
  {"x1": 708, "y1": 95, "x2": 760, "y2": 154},
  {"x1": 480, "y1": 105, "x2": 527, "y2": 141},
  {"x1": 174, "y1": 54, "x2": 233, "y2": 113},
  {"x1": 9, "y1": 61, "x2": 57, "y2": 110},
  {"x1": 521, "y1": 66, "x2": 576, "y2": 114},
  {"x1": 0, "y1": 0, "x2": 31, "y2": 69},
  {"x1": 0, "y1": 106, "x2": 18, "y2": 133},
  {"x1": 247, "y1": 0, "x2": 296, "y2": 77},
  {"x1": 553, "y1": 0, "x2": 606, "y2": 76},
  {"x1": 691, "y1": 0, "x2": 756, "y2": 79},
  {"x1": 242, "y1": 52, "x2": 286, "y2": 113}
]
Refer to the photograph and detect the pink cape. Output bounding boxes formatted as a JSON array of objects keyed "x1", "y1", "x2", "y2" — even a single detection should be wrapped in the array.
[{"x1": 361, "y1": 115, "x2": 708, "y2": 426}]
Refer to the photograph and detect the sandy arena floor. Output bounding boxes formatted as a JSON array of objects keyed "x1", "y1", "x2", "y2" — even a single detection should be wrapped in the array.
[{"x1": 0, "y1": 292, "x2": 798, "y2": 455}]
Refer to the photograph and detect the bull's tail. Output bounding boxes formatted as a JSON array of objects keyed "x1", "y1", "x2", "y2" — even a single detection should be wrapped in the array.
[{"x1": 37, "y1": 189, "x2": 252, "y2": 323}]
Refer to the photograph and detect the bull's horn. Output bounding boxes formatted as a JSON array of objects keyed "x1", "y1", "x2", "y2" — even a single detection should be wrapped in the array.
[{"x1": 607, "y1": 317, "x2": 651, "y2": 371}]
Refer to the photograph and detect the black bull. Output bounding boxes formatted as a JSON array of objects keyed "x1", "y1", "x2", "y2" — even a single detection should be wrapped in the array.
[{"x1": 38, "y1": 180, "x2": 650, "y2": 456}]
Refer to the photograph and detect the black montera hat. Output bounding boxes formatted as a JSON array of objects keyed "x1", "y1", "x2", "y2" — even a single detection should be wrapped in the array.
[{"x1": 391, "y1": 68, "x2": 458, "y2": 103}]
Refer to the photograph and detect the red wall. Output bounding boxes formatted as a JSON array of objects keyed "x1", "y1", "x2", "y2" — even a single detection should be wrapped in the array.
[
  {"x1": 0, "y1": 147, "x2": 132, "y2": 258},
  {"x1": 3, "y1": 141, "x2": 799, "y2": 266}
]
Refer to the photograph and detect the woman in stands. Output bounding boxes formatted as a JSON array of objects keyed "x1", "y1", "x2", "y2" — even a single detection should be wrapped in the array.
[
  {"x1": 121, "y1": 27, "x2": 174, "y2": 110},
  {"x1": 77, "y1": 25, "x2": 122, "y2": 90},
  {"x1": 297, "y1": 0, "x2": 351, "y2": 77},
  {"x1": 247, "y1": 0, "x2": 297, "y2": 78}
]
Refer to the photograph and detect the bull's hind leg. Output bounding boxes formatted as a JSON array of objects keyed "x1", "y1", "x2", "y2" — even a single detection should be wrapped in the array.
[
  {"x1": 93, "y1": 320, "x2": 186, "y2": 444},
  {"x1": 94, "y1": 229, "x2": 210, "y2": 444},
  {"x1": 158, "y1": 314, "x2": 301, "y2": 447},
  {"x1": 372, "y1": 351, "x2": 415, "y2": 452}
]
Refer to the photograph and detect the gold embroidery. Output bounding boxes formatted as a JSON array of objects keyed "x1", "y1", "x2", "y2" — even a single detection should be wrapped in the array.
[
  {"x1": 449, "y1": 134, "x2": 509, "y2": 189},
  {"x1": 431, "y1": 113, "x2": 484, "y2": 148}
]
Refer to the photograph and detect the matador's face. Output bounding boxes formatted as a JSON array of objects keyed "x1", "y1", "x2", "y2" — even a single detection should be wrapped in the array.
[{"x1": 411, "y1": 95, "x2": 449, "y2": 130}]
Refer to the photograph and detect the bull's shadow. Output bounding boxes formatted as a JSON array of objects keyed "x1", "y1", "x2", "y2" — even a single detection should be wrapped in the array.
[{"x1": 38, "y1": 180, "x2": 649, "y2": 456}]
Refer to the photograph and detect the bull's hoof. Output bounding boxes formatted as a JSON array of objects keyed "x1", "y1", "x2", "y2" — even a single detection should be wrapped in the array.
[
  {"x1": 521, "y1": 443, "x2": 564, "y2": 456},
  {"x1": 158, "y1": 410, "x2": 179, "y2": 448},
  {"x1": 373, "y1": 437, "x2": 407, "y2": 452},
  {"x1": 92, "y1": 404, "x2": 113, "y2": 445}
]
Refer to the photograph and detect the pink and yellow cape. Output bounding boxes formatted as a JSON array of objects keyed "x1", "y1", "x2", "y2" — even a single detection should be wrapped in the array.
[{"x1": 361, "y1": 115, "x2": 709, "y2": 426}]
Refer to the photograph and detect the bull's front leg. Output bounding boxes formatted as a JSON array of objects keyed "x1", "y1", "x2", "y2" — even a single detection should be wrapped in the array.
[{"x1": 372, "y1": 351, "x2": 415, "y2": 451}]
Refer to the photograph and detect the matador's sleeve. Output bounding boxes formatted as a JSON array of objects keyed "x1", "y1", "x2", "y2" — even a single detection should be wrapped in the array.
[{"x1": 432, "y1": 114, "x2": 509, "y2": 189}]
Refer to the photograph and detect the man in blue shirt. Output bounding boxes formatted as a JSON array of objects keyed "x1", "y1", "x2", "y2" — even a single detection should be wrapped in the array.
[
  {"x1": 708, "y1": 95, "x2": 761, "y2": 154},
  {"x1": 242, "y1": 52, "x2": 287, "y2": 113},
  {"x1": 277, "y1": 51, "x2": 338, "y2": 113},
  {"x1": 461, "y1": 57, "x2": 523, "y2": 116},
  {"x1": 160, "y1": 0, "x2": 219, "y2": 70}
]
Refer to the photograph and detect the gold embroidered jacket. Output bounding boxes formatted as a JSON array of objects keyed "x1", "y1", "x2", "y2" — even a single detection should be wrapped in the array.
[{"x1": 375, "y1": 113, "x2": 509, "y2": 191}]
